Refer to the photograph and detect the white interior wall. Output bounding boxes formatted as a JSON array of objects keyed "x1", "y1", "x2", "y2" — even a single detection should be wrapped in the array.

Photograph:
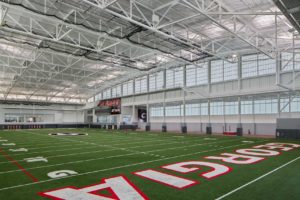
[{"x1": 0, "y1": 104, "x2": 84, "y2": 124}]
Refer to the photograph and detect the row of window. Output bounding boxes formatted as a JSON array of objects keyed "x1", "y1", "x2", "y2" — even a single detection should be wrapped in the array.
[
  {"x1": 150, "y1": 96, "x2": 300, "y2": 117},
  {"x1": 88, "y1": 52, "x2": 300, "y2": 102}
]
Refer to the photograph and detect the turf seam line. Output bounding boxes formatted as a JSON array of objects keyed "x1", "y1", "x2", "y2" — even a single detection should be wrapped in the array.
[
  {"x1": 215, "y1": 155, "x2": 300, "y2": 200},
  {"x1": 0, "y1": 140, "x2": 267, "y2": 191},
  {"x1": 0, "y1": 148, "x2": 39, "y2": 183}
]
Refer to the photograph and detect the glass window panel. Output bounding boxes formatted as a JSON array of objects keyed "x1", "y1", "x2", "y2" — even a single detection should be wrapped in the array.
[
  {"x1": 185, "y1": 103, "x2": 200, "y2": 116},
  {"x1": 225, "y1": 101, "x2": 238, "y2": 115},
  {"x1": 211, "y1": 60, "x2": 223, "y2": 83},
  {"x1": 242, "y1": 54, "x2": 258, "y2": 78},
  {"x1": 210, "y1": 101, "x2": 224, "y2": 115},
  {"x1": 281, "y1": 52, "x2": 300, "y2": 71},
  {"x1": 258, "y1": 54, "x2": 276, "y2": 75},
  {"x1": 241, "y1": 100, "x2": 253, "y2": 114},
  {"x1": 254, "y1": 97, "x2": 278, "y2": 114},
  {"x1": 122, "y1": 80, "x2": 133, "y2": 96},
  {"x1": 165, "y1": 105, "x2": 182, "y2": 116},
  {"x1": 200, "y1": 102, "x2": 208, "y2": 115},
  {"x1": 150, "y1": 107, "x2": 164, "y2": 117},
  {"x1": 224, "y1": 61, "x2": 238, "y2": 81}
]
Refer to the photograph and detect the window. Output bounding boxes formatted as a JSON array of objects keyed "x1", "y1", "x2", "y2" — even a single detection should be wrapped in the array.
[
  {"x1": 241, "y1": 100, "x2": 253, "y2": 114},
  {"x1": 258, "y1": 54, "x2": 276, "y2": 75},
  {"x1": 97, "y1": 115, "x2": 117, "y2": 123},
  {"x1": 291, "y1": 95, "x2": 300, "y2": 112},
  {"x1": 186, "y1": 63, "x2": 208, "y2": 86},
  {"x1": 112, "y1": 85, "x2": 121, "y2": 97},
  {"x1": 242, "y1": 54, "x2": 276, "y2": 78},
  {"x1": 281, "y1": 52, "x2": 300, "y2": 71},
  {"x1": 280, "y1": 97, "x2": 290, "y2": 113},
  {"x1": 186, "y1": 65, "x2": 196, "y2": 86},
  {"x1": 224, "y1": 61, "x2": 238, "y2": 81},
  {"x1": 254, "y1": 97, "x2": 278, "y2": 114},
  {"x1": 166, "y1": 67, "x2": 184, "y2": 88},
  {"x1": 95, "y1": 93, "x2": 102, "y2": 101},
  {"x1": 103, "y1": 88, "x2": 111, "y2": 99},
  {"x1": 165, "y1": 105, "x2": 183, "y2": 116},
  {"x1": 5, "y1": 113, "x2": 54, "y2": 123},
  {"x1": 242, "y1": 55, "x2": 257, "y2": 78},
  {"x1": 150, "y1": 107, "x2": 164, "y2": 117},
  {"x1": 122, "y1": 80, "x2": 133, "y2": 96},
  {"x1": 210, "y1": 101, "x2": 224, "y2": 115},
  {"x1": 211, "y1": 60, "x2": 223, "y2": 83},
  {"x1": 197, "y1": 64, "x2": 208, "y2": 85},
  {"x1": 185, "y1": 103, "x2": 200, "y2": 116},
  {"x1": 200, "y1": 102, "x2": 209, "y2": 115},
  {"x1": 135, "y1": 76, "x2": 148, "y2": 94},
  {"x1": 224, "y1": 101, "x2": 238, "y2": 115},
  {"x1": 149, "y1": 71, "x2": 164, "y2": 91}
]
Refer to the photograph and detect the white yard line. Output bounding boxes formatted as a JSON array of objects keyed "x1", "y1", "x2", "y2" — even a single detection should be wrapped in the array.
[
  {"x1": 1, "y1": 143, "x2": 86, "y2": 151},
  {"x1": 1, "y1": 141, "x2": 77, "y2": 148},
  {"x1": 7, "y1": 146, "x2": 100, "y2": 157},
  {"x1": 0, "y1": 138, "x2": 244, "y2": 174},
  {"x1": 0, "y1": 139, "x2": 189, "y2": 164},
  {"x1": 0, "y1": 141, "x2": 265, "y2": 191},
  {"x1": 0, "y1": 137, "x2": 240, "y2": 165},
  {"x1": 215, "y1": 156, "x2": 300, "y2": 200},
  {"x1": 24, "y1": 131, "x2": 183, "y2": 149},
  {"x1": 24, "y1": 131, "x2": 217, "y2": 159}
]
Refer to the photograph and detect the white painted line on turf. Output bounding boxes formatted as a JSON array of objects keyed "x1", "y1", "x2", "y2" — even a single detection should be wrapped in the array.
[
  {"x1": 7, "y1": 146, "x2": 99, "y2": 157},
  {"x1": 215, "y1": 156, "x2": 300, "y2": 200},
  {"x1": 23, "y1": 131, "x2": 169, "y2": 160},
  {"x1": 204, "y1": 138, "x2": 217, "y2": 140},
  {"x1": 24, "y1": 131, "x2": 196, "y2": 158},
  {"x1": 2, "y1": 141, "x2": 78, "y2": 148},
  {"x1": 0, "y1": 138, "x2": 244, "y2": 174},
  {"x1": 2, "y1": 143, "x2": 86, "y2": 151},
  {"x1": 25, "y1": 131, "x2": 180, "y2": 148},
  {"x1": 0, "y1": 140, "x2": 188, "y2": 164},
  {"x1": 242, "y1": 141, "x2": 254, "y2": 143},
  {"x1": 173, "y1": 136, "x2": 184, "y2": 138},
  {"x1": 0, "y1": 141, "x2": 266, "y2": 191}
]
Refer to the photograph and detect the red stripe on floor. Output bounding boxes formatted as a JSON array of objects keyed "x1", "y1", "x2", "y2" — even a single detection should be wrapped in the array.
[{"x1": 0, "y1": 148, "x2": 39, "y2": 182}]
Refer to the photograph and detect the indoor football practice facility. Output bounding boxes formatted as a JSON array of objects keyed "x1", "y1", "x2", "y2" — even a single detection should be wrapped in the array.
[{"x1": 0, "y1": 0, "x2": 299, "y2": 199}]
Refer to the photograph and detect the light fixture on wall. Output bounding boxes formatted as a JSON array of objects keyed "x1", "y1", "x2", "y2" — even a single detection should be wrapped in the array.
[{"x1": 230, "y1": 53, "x2": 238, "y2": 62}]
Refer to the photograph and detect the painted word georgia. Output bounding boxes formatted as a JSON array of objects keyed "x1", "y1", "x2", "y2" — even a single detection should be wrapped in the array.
[{"x1": 39, "y1": 142, "x2": 300, "y2": 200}]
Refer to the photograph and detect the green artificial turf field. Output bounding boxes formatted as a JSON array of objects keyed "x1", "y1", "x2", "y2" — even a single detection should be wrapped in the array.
[{"x1": 0, "y1": 128, "x2": 299, "y2": 200}]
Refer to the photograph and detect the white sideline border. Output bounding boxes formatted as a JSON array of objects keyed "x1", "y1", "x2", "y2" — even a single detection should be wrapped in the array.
[
  {"x1": 0, "y1": 141, "x2": 265, "y2": 192},
  {"x1": 215, "y1": 156, "x2": 300, "y2": 200}
]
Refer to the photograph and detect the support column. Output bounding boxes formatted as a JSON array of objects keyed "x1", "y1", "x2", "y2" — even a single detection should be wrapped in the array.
[
  {"x1": 162, "y1": 69, "x2": 167, "y2": 132},
  {"x1": 278, "y1": 93, "x2": 281, "y2": 118},
  {"x1": 206, "y1": 99, "x2": 212, "y2": 135},
  {"x1": 208, "y1": 60, "x2": 212, "y2": 93},
  {"x1": 275, "y1": 14, "x2": 281, "y2": 86},
  {"x1": 132, "y1": 104, "x2": 136, "y2": 124},
  {"x1": 146, "y1": 103, "x2": 150, "y2": 131},
  {"x1": 238, "y1": 55, "x2": 242, "y2": 90},
  {"x1": 162, "y1": 91, "x2": 167, "y2": 132},
  {"x1": 237, "y1": 96, "x2": 243, "y2": 136},
  {"x1": 181, "y1": 65, "x2": 187, "y2": 133},
  {"x1": 252, "y1": 96, "x2": 256, "y2": 135}
]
